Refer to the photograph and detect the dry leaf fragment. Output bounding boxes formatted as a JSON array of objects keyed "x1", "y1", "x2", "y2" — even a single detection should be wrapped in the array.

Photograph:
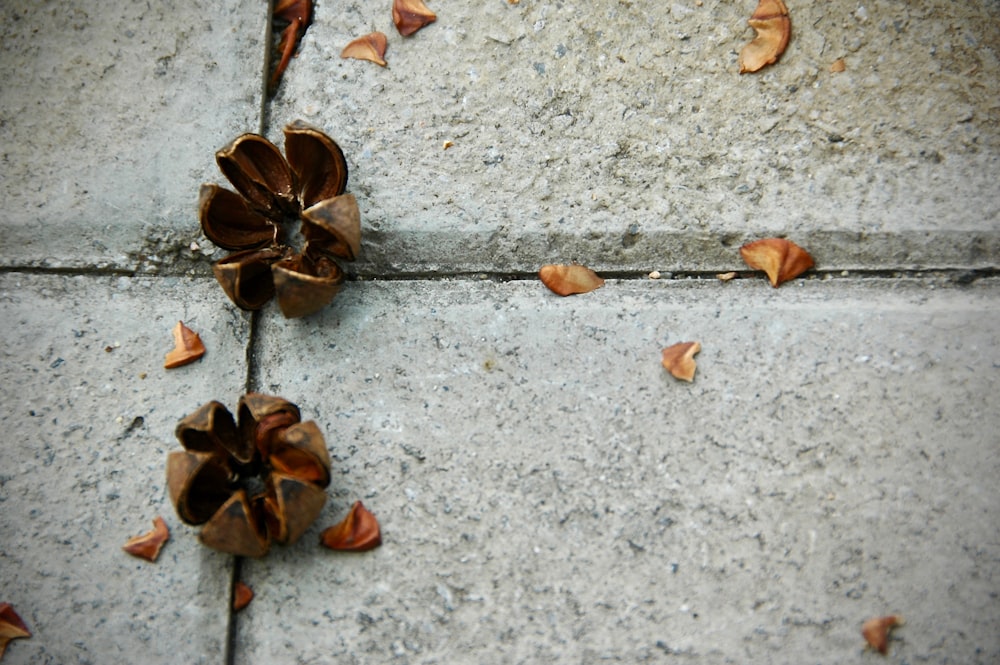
[
  {"x1": 164, "y1": 321, "x2": 206, "y2": 369},
  {"x1": 830, "y1": 58, "x2": 846, "y2": 73},
  {"x1": 270, "y1": 0, "x2": 313, "y2": 91},
  {"x1": 341, "y1": 32, "x2": 388, "y2": 66},
  {"x1": 233, "y1": 582, "x2": 254, "y2": 611},
  {"x1": 738, "y1": 0, "x2": 791, "y2": 73},
  {"x1": 393, "y1": 0, "x2": 436, "y2": 36},
  {"x1": 862, "y1": 615, "x2": 904, "y2": 655},
  {"x1": 661, "y1": 342, "x2": 701, "y2": 382},
  {"x1": 539, "y1": 264, "x2": 605, "y2": 296},
  {"x1": 320, "y1": 501, "x2": 382, "y2": 552},
  {"x1": 0, "y1": 603, "x2": 31, "y2": 660},
  {"x1": 122, "y1": 516, "x2": 170, "y2": 562},
  {"x1": 739, "y1": 238, "x2": 814, "y2": 287}
]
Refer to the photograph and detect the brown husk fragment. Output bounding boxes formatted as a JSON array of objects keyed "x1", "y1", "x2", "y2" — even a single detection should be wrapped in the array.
[
  {"x1": 738, "y1": 0, "x2": 790, "y2": 73},
  {"x1": 739, "y1": 238, "x2": 814, "y2": 287},
  {"x1": 393, "y1": 0, "x2": 436, "y2": 36},
  {"x1": 341, "y1": 32, "x2": 388, "y2": 66},
  {"x1": 661, "y1": 342, "x2": 701, "y2": 382},
  {"x1": 862, "y1": 615, "x2": 904, "y2": 655},
  {"x1": 320, "y1": 501, "x2": 382, "y2": 552},
  {"x1": 270, "y1": 0, "x2": 313, "y2": 91},
  {"x1": 164, "y1": 321, "x2": 206, "y2": 369},
  {"x1": 0, "y1": 603, "x2": 32, "y2": 659},
  {"x1": 830, "y1": 58, "x2": 846, "y2": 73},
  {"x1": 539, "y1": 264, "x2": 605, "y2": 296},
  {"x1": 233, "y1": 582, "x2": 254, "y2": 611},
  {"x1": 122, "y1": 516, "x2": 171, "y2": 562},
  {"x1": 166, "y1": 394, "x2": 332, "y2": 557}
]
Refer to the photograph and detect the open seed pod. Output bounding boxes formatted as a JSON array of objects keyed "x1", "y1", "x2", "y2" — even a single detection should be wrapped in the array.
[
  {"x1": 198, "y1": 121, "x2": 361, "y2": 318},
  {"x1": 166, "y1": 394, "x2": 331, "y2": 557}
]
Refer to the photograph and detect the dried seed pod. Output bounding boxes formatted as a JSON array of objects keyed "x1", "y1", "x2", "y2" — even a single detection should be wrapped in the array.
[
  {"x1": 233, "y1": 582, "x2": 254, "y2": 611},
  {"x1": 122, "y1": 516, "x2": 171, "y2": 562},
  {"x1": 862, "y1": 615, "x2": 904, "y2": 655},
  {"x1": 320, "y1": 501, "x2": 382, "y2": 552},
  {"x1": 393, "y1": 0, "x2": 436, "y2": 36},
  {"x1": 539, "y1": 264, "x2": 605, "y2": 296},
  {"x1": 164, "y1": 321, "x2": 206, "y2": 369},
  {"x1": 341, "y1": 32, "x2": 388, "y2": 67},
  {"x1": 739, "y1": 238, "x2": 814, "y2": 287},
  {"x1": 0, "y1": 603, "x2": 31, "y2": 659},
  {"x1": 166, "y1": 394, "x2": 332, "y2": 557},
  {"x1": 661, "y1": 342, "x2": 701, "y2": 382},
  {"x1": 199, "y1": 122, "x2": 361, "y2": 318},
  {"x1": 738, "y1": 0, "x2": 791, "y2": 74}
]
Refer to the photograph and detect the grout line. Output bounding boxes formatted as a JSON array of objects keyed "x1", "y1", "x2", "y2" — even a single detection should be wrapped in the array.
[{"x1": 223, "y1": 556, "x2": 244, "y2": 665}]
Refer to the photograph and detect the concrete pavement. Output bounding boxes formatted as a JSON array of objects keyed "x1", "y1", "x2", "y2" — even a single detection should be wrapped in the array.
[{"x1": 1, "y1": 1, "x2": 998, "y2": 663}]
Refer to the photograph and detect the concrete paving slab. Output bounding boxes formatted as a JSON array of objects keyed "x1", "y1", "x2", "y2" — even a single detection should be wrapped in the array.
[
  {"x1": 269, "y1": 0, "x2": 1000, "y2": 275},
  {"x1": 0, "y1": 2, "x2": 267, "y2": 271},
  {"x1": 0, "y1": 274, "x2": 250, "y2": 664},
  {"x1": 235, "y1": 277, "x2": 999, "y2": 664}
]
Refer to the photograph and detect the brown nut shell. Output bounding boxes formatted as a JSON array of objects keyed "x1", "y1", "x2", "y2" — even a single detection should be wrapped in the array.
[
  {"x1": 164, "y1": 321, "x2": 206, "y2": 369},
  {"x1": 212, "y1": 248, "x2": 284, "y2": 311},
  {"x1": 122, "y1": 516, "x2": 170, "y2": 562},
  {"x1": 284, "y1": 120, "x2": 349, "y2": 207},
  {"x1": 233, "y1": 582, "x2": 254, "y2": 611},
  {"x1": 341, "y1": 31, "x2": 388, "y2": 67},
  {"x1": 176, "y1": 400, "x2": 251, "y2": 463},
  {"x1": 198, "y1": 490, "x2": 270, "y2": 557},
  {"x1": 738, "y1": 0, "x2": 791, "y2": 73},
  {"x1": 263, "y1": 473, "x2": 329, "y2": 545},
  {"x1": 539, "y1": 264, "x2": 605, "y2": 296},
  {"x1": 862, "y1": 615, "x2": 904, "y2": 655},
  {"x1": 198, "y1": 184, "x2": 277, "y2": 251},
  {"x1": 661, "y1": 341, "x2": 701, "y2": 382},
  {"x1": 216, "y1": 133, "x2": 298, "y2": 217},
  {"x1": 320, "y1": 501, "x2": 383, "y2": 552},
  {"x1": 301, "y1": 194, "x2": 362, "y2": 261},
  {"x1": 739, "y1": 238, "x2": 814, "y2": 287},
  {"x1": 0, "y1": 603, "x2": 32, "y2": 659},
  {"x1": 393, "y1": 0, "x2": 437, "y2": 36},
  {"x1": 272, "y1": 253, "x2": 345, "y2": 319}
]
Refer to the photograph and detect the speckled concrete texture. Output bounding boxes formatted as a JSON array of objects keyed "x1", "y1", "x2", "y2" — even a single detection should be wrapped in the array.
[
  {"x1": 0, "y1": 1, "x2": 998, "y2": 664},
  {"x1": 0, "y1": 1, "x2": 267, "y2": 271},
  {"x1": 235, "y1": 278, "x2": 1000, "y2": 664},
  {"x1": 0, "y1": 274, "x2": 250, "y2": 664},
  {"x1": 270, "y1": 0, "x2": 1000, "y2": 274}
]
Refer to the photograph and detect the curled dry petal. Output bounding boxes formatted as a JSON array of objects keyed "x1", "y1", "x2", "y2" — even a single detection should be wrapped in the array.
[
  {"x1": 862, "y1": 615, "x2": 903, "y2": 655},
  {"x1": 270, "y1": 0, "x2": 313, "y2": 91},
  {"x1": 661, "y1": 341, "x2": 701, "y2": 382},
  {"x1": 738, "y1": 0, "x2": 790, "y2": 74},
  {"x1": 284, "y1": 120, "x2": 349, "y2": 208},
  {"x1": 164, "y1": 321, "x2": 206, "y2": 369},
  {"x1": 320, "y1": 501, "x2": 382, "y2": 552},
  {"x1": 211, "y1": 248, "x2": 284, "y2": 311},
  {"x1": 216, "y1": 134, "x2": 297, "y2": 217},
  {"x1": 739, "y1": 238, "x2": 814, "y2": 287},
  {"x1": 539, "y1": 264, "x2": 605, "y2": 296},
  {"x1": 301, "y1": 194, "x2": 362, "y2": 261},
  {"x1": 0, "y1": 603, "x2": 31, "y2": 660},
  {"x1": 341, "y1": 32, "x2": 388, "y2": 67},
  {"x1": 272, "y1": 253, "x2": 345, "y2": 319},
  {"x1": 122, "y1": 516, "x2": 170, "y2": 562},
  {"x1": 393, "y1": 0, "x2": 436, "y2": 36},
  {"x1": 199, "y1": 185, "x2": 277, "y2": 250},
  {"x1": 233, "y1": 582, "x2": 254, "y2": 612}
]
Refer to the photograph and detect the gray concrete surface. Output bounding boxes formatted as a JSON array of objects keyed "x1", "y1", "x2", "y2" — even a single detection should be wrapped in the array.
[{"x1": 1, "y1": 1, "x2": 998, "y2": 664}]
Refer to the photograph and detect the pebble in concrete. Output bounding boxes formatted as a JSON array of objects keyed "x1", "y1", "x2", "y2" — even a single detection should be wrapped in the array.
[{"x1": 0, "y1": 274, "x2": 249, "y2": 664}]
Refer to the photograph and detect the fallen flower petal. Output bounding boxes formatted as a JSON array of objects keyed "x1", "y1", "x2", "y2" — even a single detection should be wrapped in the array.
[
  {"x1": 164, "y1": 321, "x2": 206, "y2": 369},
  {"x1": 270, "y1": 0, "x2": 313, "y2": 91},
  {"x1": 739, "y1": 238, "x2": 814, "y2": 287},
  {"x1": 341, "y1": 32, "x2": 388, "y2": 66},
  {"x1": 862, "y1": 615, "x2": 904, "y2": 655},
  {"x1": 539, "y1": 264, "x2": 605, "y2": 296},
  {"x1": 320, "y1": 501, "x2": 382, "y2": 552},
  {"x1": 233, "y1": 582, "x2": 254, "y2": 611},
  {"x1": 661, "y1": 342, "x2": 701, "y2": 382},
  {"x1": 738, "y1": 0, "x2": 790, "y2": 74},
  {"x1": 393, "y1": 0, "x2": 436, "y2": 36},
  {"x1": 122, "y1": 516, "x2": 170, "y2": 562},
  {"x1": 830, "y1": 58, "x2": 846, "y2": 73},
  {"x1": 0, "y1": 603, "x2": 31, "y2": 660}
]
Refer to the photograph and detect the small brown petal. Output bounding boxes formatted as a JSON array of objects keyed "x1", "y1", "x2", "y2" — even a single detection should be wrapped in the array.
[
  {"x1": 0, "y1": 603, "x2": 31, "y2": 660},
  {"x1": 716, "y1": 271, "x2": 738, "y2": 282},
  {"x1": 233, "y1": 582, "x2": 254, "y2": 612},
  {"x1": 739, "y1": 238, "x2": 814, "y2": 287},
  {"x1": 320, "y1": 501, "x2": 382, "y2": 552},
  {"x1": 393, "y1": 0, "x2": 436, "y2": 36},
  {"x1": 341, "y1": 32, "x2": 388, "y2": 67},
  {"x1": 122, "y1": 516, "x2": 170, "y2": 562},
  {"x1": 661, "y1": 341, "x2": 701, "y2": 382},
  {"x1": 830, "y1": 58, "x2": 846, "y2": 73},
  {"x1": 539, "y1": 264, "x2": 605, "y2": 296},
  {"x1": 738, "y1": 0, "x2": 791, "y2": 74},
  {"x1": 862, "y1": 615, "x2": 904, "y2": 655},
  {"x1": 164, "y1": 321, "x2": 206, "y2": 369}
]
